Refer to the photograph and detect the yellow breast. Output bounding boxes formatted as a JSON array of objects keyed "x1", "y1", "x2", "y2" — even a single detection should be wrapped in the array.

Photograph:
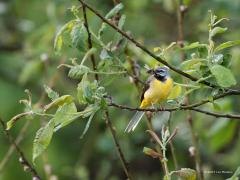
[{"x1": 140, "y1": 77, "x2": 173, "y2": 108}]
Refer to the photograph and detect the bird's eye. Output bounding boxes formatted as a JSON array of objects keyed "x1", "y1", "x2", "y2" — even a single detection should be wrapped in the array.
[{"x1": 157, "y1": 70, "x2": 164, "y2": 73}]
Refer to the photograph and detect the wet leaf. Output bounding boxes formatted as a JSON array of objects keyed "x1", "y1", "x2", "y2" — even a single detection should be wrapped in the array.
[{"x1": 210, "y1": 65, "x2": 236, "y2": 87}]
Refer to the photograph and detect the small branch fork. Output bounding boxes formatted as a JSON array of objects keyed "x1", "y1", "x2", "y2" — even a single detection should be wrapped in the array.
[
  {"x1": 80, "y1": 2, "x2": 132, "y2": 179},
  {"x1": 0, "y1": 118, "x2": 41, "y2": 180}
]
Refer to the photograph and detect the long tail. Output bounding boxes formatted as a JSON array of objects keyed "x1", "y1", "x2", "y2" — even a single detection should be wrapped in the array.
[{"x1": 125, "y1": 111, "x2": 145, "y2": 133}]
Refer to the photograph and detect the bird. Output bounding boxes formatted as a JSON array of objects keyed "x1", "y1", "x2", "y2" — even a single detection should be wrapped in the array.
[{"x1": 125, "y1": 66, "x2": 173, "y2": 132}]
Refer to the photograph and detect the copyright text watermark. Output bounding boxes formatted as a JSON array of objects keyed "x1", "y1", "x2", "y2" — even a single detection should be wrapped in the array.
[{"x1": 204, "y1": 170, "x2": 233, "y2": 174}]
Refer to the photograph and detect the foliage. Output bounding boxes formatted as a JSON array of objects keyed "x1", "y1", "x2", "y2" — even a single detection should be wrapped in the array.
[{"x1": 1, "y1": 0, "x2": 240, "y2": 180}]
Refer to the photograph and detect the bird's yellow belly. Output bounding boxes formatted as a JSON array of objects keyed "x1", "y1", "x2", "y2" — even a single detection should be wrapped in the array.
[{"x1": 140, "y1": 77, "x2": 173, "y2": 108}]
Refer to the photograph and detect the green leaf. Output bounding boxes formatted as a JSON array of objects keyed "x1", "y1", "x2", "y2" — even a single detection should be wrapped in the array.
[
  {"x1": 44, "y1": 95, "x2": 74, "y2": 112},
  {"x1": 168, "y1": 85, "x2": 182, "y2": 100},
  {"x1": 118, "y1": 14, "x2": 126, "y2": 29},
  {"x1": 215, "y1": 40, "x2": 240, "y2": 52},
  {"x1": 80, "y1": 113, "x2": 95, "y2": 139},
  {"x1": 143, "y1": 147, "x2": 162, "y2": 158},
  {"x1": 77, "y1": 74, "x2": 97, "y2": 104},
  {"x1": 210, "y1": 65, "x2": 236, "y2": 87},
  {"x1": 98, "y1": 3, "x2": 123, "y2": 38},
  {"x1": 171, "y1": 168, "x2": 196, "y2": 180},
  {"x1": 54, "y1": 19, "x2": 78, "y2": 53},
  {"x1": 80, "y1": 104, "x2": 100, "y2": 118},
  {"x1": 105, "y1": 3, "x2": 124, "y2": 19},
  {"x1": 68, "y1": 65, "x2": 90, "y2": 79},
  {"x1": 114, "y1": 14, "x2": 126, "y2": 42},
  {"x1": 32, "y1": 119, "x2": 55, "y2": 163},
  {"x1": 44, "y1": 85, "x2": 59, "y2": 101},
  {"x1": 180, "y1": 59, "x2": 204, "y2": 70},
  {"x1": 210, "y1": 27, "x2": 227, "y2": 38},
  {"x1": 70, "y1": 22, "x2": 88, "y2": 52},
  {"x1": 182, "y1": 42, "x2": 207, "y2": 50},
  {"x1": 53, "y1": 102, "x2": 78, "y2": 131}
]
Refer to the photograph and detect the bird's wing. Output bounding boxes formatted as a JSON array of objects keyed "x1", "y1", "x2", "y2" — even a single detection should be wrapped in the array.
[{"x1": 140, "y1": 76, "x2": 153, "y2": 102}]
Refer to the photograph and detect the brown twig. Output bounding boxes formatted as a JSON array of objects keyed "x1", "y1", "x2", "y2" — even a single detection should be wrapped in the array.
[
  {"x1": 80, "y1": 2, "x2": 132, "y2": 179},
  {"x1": 0, "y1": 118, "x2": 41, "y2": 179},
  {"x1": 104, "y1": 111, "x2": 132, "y2": 179},
  {"x1": 82, "y1": 4, "x2": 98, "y2": 80},
  {"x1": 108, "y1": 101, "x2": 240, "y2": 119}
]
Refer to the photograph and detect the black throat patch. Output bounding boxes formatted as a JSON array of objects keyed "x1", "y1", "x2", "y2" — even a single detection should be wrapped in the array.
[{"x1": 154, "y1": 75, "x2": 167, "y2": 82}]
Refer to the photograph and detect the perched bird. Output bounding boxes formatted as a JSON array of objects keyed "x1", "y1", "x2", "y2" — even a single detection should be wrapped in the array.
[{"x1": 125, "y1": 66, "x2": 173, "y2": 132}]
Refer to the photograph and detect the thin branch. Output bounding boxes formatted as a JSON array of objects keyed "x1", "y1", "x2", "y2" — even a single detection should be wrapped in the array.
[
  {"x1": 0, "y1": 120, "x2": 31, "y2": 172},
  {"x1": 104, "y1": 111, "x2": 132, "y2": 179},
  {"x1": 183, "y1": 89, "x2": 240, "y2": 109},
  {"x1": 80, "y1": 2, "x2": 132, "y2": 179},
  {"x1": 82, "y1": 4, "x2": 98, "y2": 80},
  {"x1": 191, "y1": 108, "x2": 240, "y2": 119},
  {"x1": 0, "y1": 118, "x2": 41, "y2": 180},
  {"x1": 108, "y1": 101, "x2": 240, "y2": 119}
]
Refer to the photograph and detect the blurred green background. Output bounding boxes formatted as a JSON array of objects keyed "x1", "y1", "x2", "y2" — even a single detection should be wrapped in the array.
[{"x1": 0, "y1": 0, "x2": 240, "y2": 179}]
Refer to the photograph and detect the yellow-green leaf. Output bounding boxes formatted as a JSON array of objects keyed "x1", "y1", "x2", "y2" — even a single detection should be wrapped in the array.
[
  {"x1": 215, "y1": 40, "x2": 240, "y2": 52},
  {"x1": 6, "y1": 112, "x2": 33, "y2": 130},
  {"x1": 44, "y1": 95, "x2": 73, "y2": 112},
  {"x1": 54, "y1": 19, "x2": 78, "y2": 53}
]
